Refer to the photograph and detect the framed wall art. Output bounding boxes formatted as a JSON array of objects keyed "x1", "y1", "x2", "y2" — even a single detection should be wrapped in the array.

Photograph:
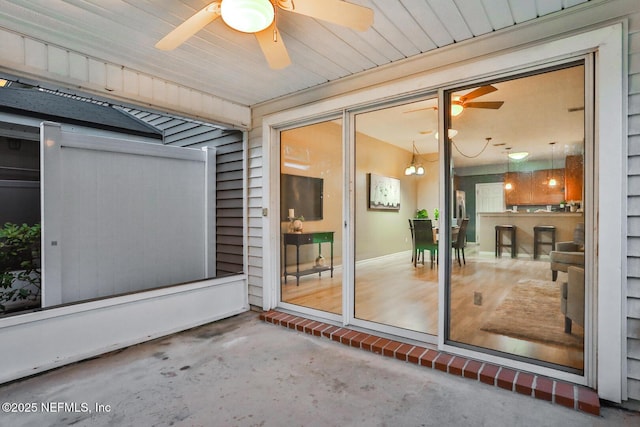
[{"x1": 368, "y1": 173, "x2": 400, "y2": 211}]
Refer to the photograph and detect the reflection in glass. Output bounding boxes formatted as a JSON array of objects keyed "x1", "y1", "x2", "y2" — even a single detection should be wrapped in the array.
[
  {"x1": 446, "y1": 64, "x2": 586, "y2": 371},
  {"x1": 280, "y1": 119, "x2": 343, "y2": 314}
]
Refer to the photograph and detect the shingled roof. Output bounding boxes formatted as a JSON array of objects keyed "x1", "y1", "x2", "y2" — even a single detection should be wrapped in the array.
[{"x1": 0, "y1": 86, "x2": 162, "y2": 140}]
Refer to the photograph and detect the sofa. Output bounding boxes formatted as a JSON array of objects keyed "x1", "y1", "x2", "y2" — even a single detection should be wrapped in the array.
[
  {"x1": 549, "y1": 223, "x2": 584, "y2": 281},
  {"x1": 560, "y1": 266, "x2": 585, "y2": 334}
]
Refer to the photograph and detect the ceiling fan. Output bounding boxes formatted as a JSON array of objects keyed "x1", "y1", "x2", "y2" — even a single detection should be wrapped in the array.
[
  {"x1": 405, "y1": 85, "x2": 504, "y2": 116},
  {"x1": 155, "y1": 0, "x2": 374, "y2": 69}
]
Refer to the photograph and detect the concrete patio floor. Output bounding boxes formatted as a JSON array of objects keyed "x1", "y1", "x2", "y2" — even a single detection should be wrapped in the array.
[{"x1": 1, "y1": 311, "x2": 639, "y2": 427}]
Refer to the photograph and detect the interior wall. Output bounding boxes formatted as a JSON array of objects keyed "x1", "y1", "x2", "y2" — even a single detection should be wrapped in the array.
[
  {"x1": 355, "y1": 133, "x2": 422, "y2": 260},
  {"x1": 416, "y1": 152, "x2": 439, "y2": 219}
]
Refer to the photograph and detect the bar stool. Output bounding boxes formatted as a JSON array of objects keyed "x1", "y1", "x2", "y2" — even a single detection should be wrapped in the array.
[
  {"x1": 533, "y1": 225, "x2": 556, "y2": 259},
  {"x1": 495, "y1": 225, "x2": 516, "y2": 258}
]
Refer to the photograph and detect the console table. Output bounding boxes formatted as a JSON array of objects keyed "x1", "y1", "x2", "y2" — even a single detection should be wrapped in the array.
[{"x1": 283, "y1": 231, "x2": 334, "y2": 286}]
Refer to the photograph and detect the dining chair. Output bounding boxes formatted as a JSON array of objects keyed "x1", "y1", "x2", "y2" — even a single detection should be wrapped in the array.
[
  {"x1": 452, "y1": 218, "x2": 469, "y2": 266},
  {"x1": 408, "y1": 218, "x2": 415, "y2": 263},
  {"x1": 412, "y1": 219, "x2": 438, "y2": 268}
]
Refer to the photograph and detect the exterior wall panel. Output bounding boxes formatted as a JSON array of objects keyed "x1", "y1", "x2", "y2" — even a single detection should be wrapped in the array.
[{"x1": 628, "y1": 11, "x2": 640, "y2": 401}]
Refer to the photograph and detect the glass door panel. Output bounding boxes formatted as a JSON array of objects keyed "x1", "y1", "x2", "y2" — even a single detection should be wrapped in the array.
[
  {"x1": 354, "y1": 98, "x2": 440, "y2": 334},
  {"x1": 446, "y1": 63, "x2": 586, "y2": 371},
  {"x1": 280, "y1": 119, "x2": 343, "y2": 314}
]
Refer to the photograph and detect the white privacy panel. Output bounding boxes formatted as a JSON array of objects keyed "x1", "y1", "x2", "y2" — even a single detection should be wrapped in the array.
[{"x1": 41, "y1": 122, "x2": 214, "y2": 306}]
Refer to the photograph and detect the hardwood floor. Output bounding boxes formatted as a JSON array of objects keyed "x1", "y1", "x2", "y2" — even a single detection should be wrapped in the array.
[{"x1": 281, "y1": 246, "x2": 584, "y2": 371}]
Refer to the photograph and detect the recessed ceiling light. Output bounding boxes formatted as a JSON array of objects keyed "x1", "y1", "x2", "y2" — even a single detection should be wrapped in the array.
[{"x1": 508, "y1": 151, "x2": 529, "y2": 160}]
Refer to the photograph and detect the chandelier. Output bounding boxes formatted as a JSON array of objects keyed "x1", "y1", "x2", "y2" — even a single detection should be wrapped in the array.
[{"x1": 404, "y1": 142, "x2": 425, "y2": 176}]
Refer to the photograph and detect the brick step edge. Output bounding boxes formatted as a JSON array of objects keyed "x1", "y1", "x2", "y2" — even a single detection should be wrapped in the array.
[{"x1": 259, "y1": 310, "x2": 600, "y2": 416}]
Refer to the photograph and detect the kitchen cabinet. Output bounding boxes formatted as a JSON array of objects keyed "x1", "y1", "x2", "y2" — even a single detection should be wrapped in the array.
[
  {"x1": 564, "y1": 155, "x2": 583, "y2": 201},
  {"x1": 504, "y1": 169, "x2": 565, "y2": 205},
  {"x1": 532, "y1": 169, "x2": 565, "y2": 204},
  {"x1": 504, "y1": 172, "x2": 532, "y2": 205}
]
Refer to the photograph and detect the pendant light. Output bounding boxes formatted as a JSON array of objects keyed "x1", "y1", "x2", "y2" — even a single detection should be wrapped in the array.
[
  {"x1": 548, "y1": 142, "x2": 557, "y2": 187},
  {"x1": 404, "y1": 142, "x2": 425, "y2": 176}
]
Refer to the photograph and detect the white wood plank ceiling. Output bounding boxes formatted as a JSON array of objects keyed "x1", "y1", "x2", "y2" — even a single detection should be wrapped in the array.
[{"x1": 0, "y1": 0, "x2": 591, "y2": 107}]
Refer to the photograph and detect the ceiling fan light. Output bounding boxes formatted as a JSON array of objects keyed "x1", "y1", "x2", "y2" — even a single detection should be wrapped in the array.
[
  {"x1": 221, "y1": 0, "x2": 274, "y2": 33},
  {"x1": 451, "y1": 103, "x2": 464, "y2": 117}
]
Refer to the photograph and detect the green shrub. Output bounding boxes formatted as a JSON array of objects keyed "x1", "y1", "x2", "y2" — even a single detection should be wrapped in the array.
[{"x1": 0, "y1": 223, "x2": 41, "y2": 313}]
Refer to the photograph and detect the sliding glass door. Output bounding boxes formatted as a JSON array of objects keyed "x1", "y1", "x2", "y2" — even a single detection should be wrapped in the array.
[
  {"x1": 353, "y1": 98, "x2": 440, "y2": 335},
  {"x1": 445, "y1": 62, "x2": 588, "y2": 372},
  {"x1": 279, "y1": 119, "x2": 343, "y2": 314},
  {"x1": 275, "y1": 60, "x2": 592, "y2": 373}
]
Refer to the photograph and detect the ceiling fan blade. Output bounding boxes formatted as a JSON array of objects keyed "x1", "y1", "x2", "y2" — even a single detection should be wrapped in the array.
[
  {"x1": 255, "y1": 24, "x2": 291, "y2": 69},
  {"x1": 279, "y1": 0, "x2": 373, "y2": 31},
  {"x1": 404, "y1": 106, "x2": 437, "y2": 114},
  {"x1": 458, "y1": 85, "x2": 498, "y2": 103},
  {"x1": 463, "y1": 101, "x2": 504, "y2": 109},
  {"x1": 155, "y1": 2, "x2": 221, "y2": 50}
]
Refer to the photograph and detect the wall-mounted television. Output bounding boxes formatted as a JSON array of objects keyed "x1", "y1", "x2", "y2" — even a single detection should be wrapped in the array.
[{"x1": 281, "y1": 174, "x2": 323, "y2": 221}]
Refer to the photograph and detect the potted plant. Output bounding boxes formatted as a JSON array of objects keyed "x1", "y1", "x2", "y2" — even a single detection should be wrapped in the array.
[
  {"x1": 0, "y1": 223, "x2": 41, "y2": 314},
  {"x1": 433, "y1": 208, "x2": 440, "y2": 227},
  {"x1": 415, "y1": 209, "x2": 428, "y2": 219}
]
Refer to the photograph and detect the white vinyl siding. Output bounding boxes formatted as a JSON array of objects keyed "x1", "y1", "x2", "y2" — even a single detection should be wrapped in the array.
[
  {"x1": 626, "y1": 11, "x2": 640, "y2": 401},
  {"x1": 248, "y1": 122, "x2": 265, "y2": 308}
]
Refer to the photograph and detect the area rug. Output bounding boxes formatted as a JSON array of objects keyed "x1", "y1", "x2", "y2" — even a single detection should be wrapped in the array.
[{"x1": 481, "y1": 279, "x2": 584, "y2": 348}]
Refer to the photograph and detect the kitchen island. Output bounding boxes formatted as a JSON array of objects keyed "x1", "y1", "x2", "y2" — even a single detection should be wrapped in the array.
[{"x1": 477, "y1": 211, "x2": 584, "y2": 258}]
